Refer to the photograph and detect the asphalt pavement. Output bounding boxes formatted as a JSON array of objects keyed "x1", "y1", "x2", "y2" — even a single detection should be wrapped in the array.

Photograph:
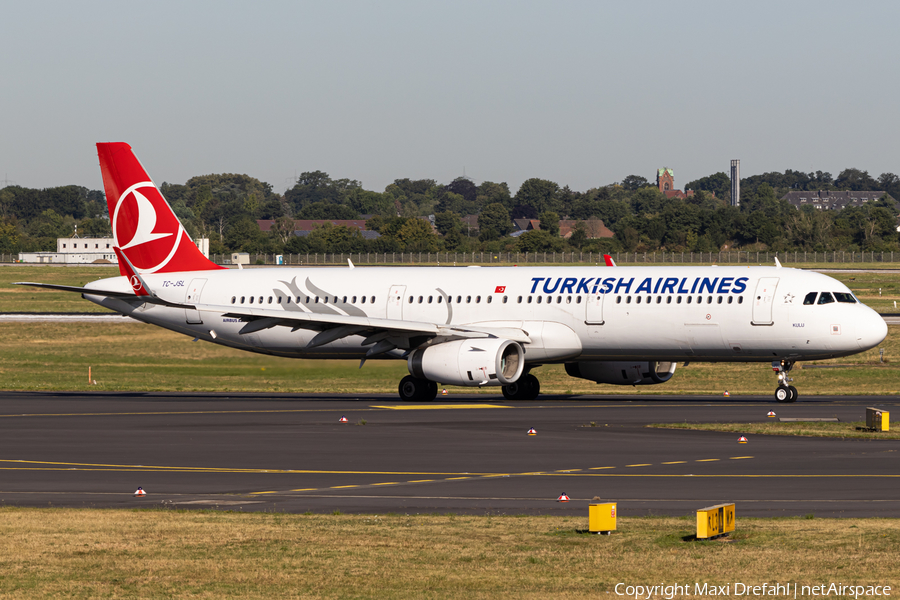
[{"x1": 0, "y1": 392, "x2": 897, "y2": 517}]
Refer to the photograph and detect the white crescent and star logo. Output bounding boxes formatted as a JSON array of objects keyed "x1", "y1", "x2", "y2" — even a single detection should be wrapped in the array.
[
  {"x1": 129, "y1": 275, "x2": 142, "y2": 290},
  {"x1": 112, "y1": 182, "x2": 184, "y2": 273}
]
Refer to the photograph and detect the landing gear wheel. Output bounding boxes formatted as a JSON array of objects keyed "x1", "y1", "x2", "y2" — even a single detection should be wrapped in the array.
[
  {"x1": 398, "y1": 376, "x2": 437, "y2": 402},
  {"x1": 503, "y1": 374, "x2": 541, "y2": 400},
  {"x1": 787, "y1": 385, "x2": 798, "y2": 403},
  {"x1": 522, "y1": 374, "x2": 540, "y2": 400},
  {"x1": 774, "y1": 386, "x2": 791, "y2": 403}
]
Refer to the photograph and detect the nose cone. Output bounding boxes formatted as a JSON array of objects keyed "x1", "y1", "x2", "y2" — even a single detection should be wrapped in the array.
[{"x1": 857, "y1": 310, "x2": 888, "y2": 351}]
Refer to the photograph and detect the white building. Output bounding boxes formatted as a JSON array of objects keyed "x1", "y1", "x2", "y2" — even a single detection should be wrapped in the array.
[{"x1": 19, "y1": 237, "x2": 210, "y2": 264}]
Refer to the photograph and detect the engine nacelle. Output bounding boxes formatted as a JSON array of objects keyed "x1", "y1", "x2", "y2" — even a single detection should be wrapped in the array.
[
  {"x1": 408, "y1": 338, "x2": 525, "y2": 387},
  {"x1": 565, "y1": 361, "x2": 677, "y2": 385}
]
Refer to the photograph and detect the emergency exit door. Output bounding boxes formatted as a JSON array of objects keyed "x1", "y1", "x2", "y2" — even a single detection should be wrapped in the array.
[{"x1": 751, "y1": 277, "x2": 779, "y2": 325}]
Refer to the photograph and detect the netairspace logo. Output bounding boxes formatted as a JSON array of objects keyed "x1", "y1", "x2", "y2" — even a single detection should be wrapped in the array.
[{"x1": 613, "y1": 582, "x2": 892, "y2": 598}]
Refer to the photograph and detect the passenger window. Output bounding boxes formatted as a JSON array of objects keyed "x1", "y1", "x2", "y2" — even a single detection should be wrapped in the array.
[
  {"x1": 487, "y1": 296, "x2": 492, "y2": 304},
  {"x1": 437, "y1": 296, "x2": 443, "y2": 303},
  {"x1": 708, "y1": 296, "x2": 713, "y2": 304},
  {"x1": 566, "y1": 296, "x2": 571, "y2": 304},
  {"x1": 727, "y1": 296, "x2": 733, "y2": 304},
  {"x1": 250, "y1": 297, "x2": 254, "y2": 304},
  {"x1": 267, "y1": 297, "x2": 272, "y2": 304},
  {"x1": 686, "y1": 297, "x2": 692, "y2": 304},
  {"x1": 626, "y1": 296, "x2": 632, "y2": 304},
  {"x1": 352, "y1": 296, "x2": 357, "y2": 303},
  {"x1": 342, "y1": 296, "x2": 347, "y2": 303},
  {"x1": 666, "y1": 296, "x2": 672, "y2": 304},
  {"x1": 656, "y1": 296, "x2": 662, "y2": 304},
  {"x1": 297, "y1": 296, "x2": 302, "y2": 303},
  {"x1": 518, "y1": 296, "x2": 522, "y2": 303},
  {"x1": 834, "y1": 292, "x2": 856, "y2": 304},
  {"x1": 803, "y1": 292, "x2": 817, "y2": 305},
  {"x1": 616, "y1": 296, "x2": 622, "y2": 304},
  {"x1": 576, "y1": 296, "x2": 582, "y2": 304},
  {"x1": 677, "y1": 296, "x2": 682, "y2": 304},
  {"x1": 503, "y1": 296, "x2": 508, "y2": 304},
  {"x1": 361, "y1": 296, "x2": 366, "y2": 304},
  {"x1": 370, "y1": 296, "x2": 375, "y2": 303},
  {"x1": 305, "y1": 296, "x2": 310, "y2": 304},
  {"x1": 240, "y1": 296, "x2": 245, "y2": 304},
  {"x1": 315, "y1": 297, "x2": 319, "y2": 303},
  {"x1": 258, "y1": 297, "x2": 263, "y2": 304},
  {"x1": 467, "y1": 296, "x2": 471, "y2": 304},
  {"x1": 556, "y1": 296, "x2": 562, "y2": 304},
  {"x1": 408, "y1": 296, "x2": 414, "y2": 303},
  {"x1": 278, "y1": 296, "x2": 283, "y2": 304},
  {"x1": 231, "y1": 296, "x2": 236, "y2": 304},
  {"x1": 717, "y1": 296, "x2": 723, "y2": 304},
  {"x1": 428, "y1": 296, "x2": 433, "y2": 304},
  {"x1": 546, "y1": 296, "x2": 551, "y2": 304},
  {"x1": 457, "y1": 296, "x2": 462, "y2": 303},
  {"x1": 476, "y1": 296, "x2": 481, "y2": 303},
  {"x1": 537, "y1": 296, "x2": 542, "y2": 304},
  {"x1": 738, "y1": 297, "x2": 743, "y2": 304},
  {"x1": 818, "y1": 292, "x2": 835, "y2": 305},
  {"x1": 527, "y1": 296, "x2": 532, "y2": 304},
  {"x1": 636, "y1": 296, "x2": 642, "y2": 304},
  {"x1": 418, "y1": 296, "x2": 423, "y2": 304},
  {"x1": 447, "y1": 296, "x2": 452, "y2": 304}
]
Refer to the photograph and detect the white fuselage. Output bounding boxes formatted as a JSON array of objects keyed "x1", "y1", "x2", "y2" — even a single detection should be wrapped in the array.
[{"x1": 85, "y1": 265, "x2": 888, "y2": 364}]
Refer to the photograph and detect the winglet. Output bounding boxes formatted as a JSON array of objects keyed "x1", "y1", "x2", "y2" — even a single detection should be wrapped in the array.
[
  {"x1": 774, "y1": 257, "x2": 782, "y2": 268},
  {"x1": 603, "y1": 254, "x2": 617, "y2": 267},
  {"x1": 348, "y1": 259, "x2": 355, "y2": 269},
  {"x1": 113, "y1": 247, "x2": 153, "y2": 297}
]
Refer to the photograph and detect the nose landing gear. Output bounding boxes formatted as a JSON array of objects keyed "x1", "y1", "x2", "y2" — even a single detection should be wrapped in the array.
[{"x1": 772, "y1": 360, "x2": 798, "y2": 403}]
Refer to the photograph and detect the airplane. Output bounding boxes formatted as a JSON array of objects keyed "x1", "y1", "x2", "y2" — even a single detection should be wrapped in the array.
[{"x1": 15, "y1": 143, "x2": 889, "y2": 403}]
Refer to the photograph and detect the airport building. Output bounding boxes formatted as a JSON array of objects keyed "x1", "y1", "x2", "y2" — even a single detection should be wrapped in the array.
[
  {"x1": 780, "y1": 190, "x2": 897, "y2": 211},
  {"x1": 18, "y1": 236, "x2": 210, "y2": 264}
]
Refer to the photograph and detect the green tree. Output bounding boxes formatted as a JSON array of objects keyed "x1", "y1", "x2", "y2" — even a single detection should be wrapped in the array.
[
  {"x1": 434, "y1": 211, "x2": 461, "y2": 235},
  {"x1": 538, "y1": 211, "x2": 560, "y2": 236},
  {"x1": 0, "y1": 218, "x2": 19, "y2": 252},
  {"x1": 515, "y1": 229, "x2": 564, "y2": 253},
  {"x1": 396, "y1": 217, "x2": 439, "y2": 251},
  {"x1": 569, "y1": 221, "x2": 588, "y2": 249},
  {"x1": 477, "y1": 203, "x2": 511, "y2": 241},
  {"x1": 621, "y1": 175, "x2": 649, "y2": 190},
  {"x1": 515, "y1": 179, "x2": 559, "y2": 214}
]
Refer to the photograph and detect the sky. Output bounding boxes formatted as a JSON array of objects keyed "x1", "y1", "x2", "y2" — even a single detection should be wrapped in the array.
[{"x1": 2, "y1": 1, "x2": 898, "y2": 195}]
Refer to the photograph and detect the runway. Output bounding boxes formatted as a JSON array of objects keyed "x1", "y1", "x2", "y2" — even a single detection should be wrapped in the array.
[{"x1": 0, "y1": 392, "x2": 897, "y2": 517}]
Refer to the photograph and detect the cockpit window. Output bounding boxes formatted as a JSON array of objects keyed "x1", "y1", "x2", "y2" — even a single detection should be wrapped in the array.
[
  {"x1": 833, "y1": 292, "x2": 857, "y2": 304},
  {"x1": 803, "y1": 292, "x2": 817, "y2": 305},
  {"x1": 817, "y1": 292, "x2": 835, "y2": 305}
]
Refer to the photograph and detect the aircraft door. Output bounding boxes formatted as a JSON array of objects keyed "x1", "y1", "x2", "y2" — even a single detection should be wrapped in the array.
[
  {"x1": 387, "y1": 285, "x2": 406, "y2": 320},
  {"x1": 751, "y1": 277, "x2": 779, "y2": 325},
  {"x1": 585, "y1": 293, "x2": 604, "y2": 325},
  {"x1": 184, "y1": 278, "x2": 207, "y2": 324}
]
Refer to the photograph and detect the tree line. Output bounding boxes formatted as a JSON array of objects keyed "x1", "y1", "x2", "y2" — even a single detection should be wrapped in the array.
[{"x1": 1, "y1": 166, "x2": 898, "y2": 256}]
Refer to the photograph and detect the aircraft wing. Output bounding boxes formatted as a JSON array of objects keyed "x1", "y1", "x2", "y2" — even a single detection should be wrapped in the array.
[{"x1": 204, "y1": 303, "x2": 532, "y2": 356}]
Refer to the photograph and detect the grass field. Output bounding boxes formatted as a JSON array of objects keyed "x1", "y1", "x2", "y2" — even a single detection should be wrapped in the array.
[
  {"x1": 0, "y1": 509, "x2": 897, "y2": 598},
  {"x1": 649, "y1": 421, "x2": 900, "y2": 440},
  {"x1": 0, "y1": 321, "x2": 897, "y2": 395}
]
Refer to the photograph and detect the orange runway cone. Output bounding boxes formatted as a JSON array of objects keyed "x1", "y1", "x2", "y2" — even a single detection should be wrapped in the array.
[
  {"x1": 134, "y1": 487, "x2": 146, "y2": 497},
  {"x1": 527, "y1": 427, "x2": 537, "y2": 436},
  {"x1": 738, "y1": 435, "x2": 748, "y2": 443},
  {"x1": 339, "y1": 415, "x2": 348, "y2": 423},
  {"x1": 767, "y1": 411, "x2": 776, "y2": 417},
  {"x1": 441, "y1": 388, "x2": 448, "y2": 395},
  {"x1": 723, "y1": 390, "x2": 730, "y2": 397},
  {"x1": 557, "y1": 493, "x2": 570, "y2": 502}
]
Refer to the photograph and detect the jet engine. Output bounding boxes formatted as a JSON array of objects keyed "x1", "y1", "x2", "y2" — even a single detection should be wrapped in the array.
[
  {"x1": 408, "y1": 338, "x2": 525, "y2": 387},
  {"x1": 565, "y1": 360, "x2": 677, "y2": 385}
]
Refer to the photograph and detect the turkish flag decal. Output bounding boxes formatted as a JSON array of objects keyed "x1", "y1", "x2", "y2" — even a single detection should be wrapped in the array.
[{"x1": 495, "y1": 285, "x2": 506, "y2": 293}]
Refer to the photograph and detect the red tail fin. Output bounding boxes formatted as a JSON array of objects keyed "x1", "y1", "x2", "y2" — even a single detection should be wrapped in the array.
[{"x1": 97, "y1": 142, "x2": 224, "y2": 275}]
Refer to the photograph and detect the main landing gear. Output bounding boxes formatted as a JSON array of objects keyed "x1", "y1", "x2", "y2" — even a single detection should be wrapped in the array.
[
  {"x1": 398, "y1": 376, "x2": 438, "y2": 402},
  {"x1": 502, "y1": 373, "x2": 541, "y2": 400},
  {"x1": 772, "y1": 360, "x2": 798, "y2": 403}
]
